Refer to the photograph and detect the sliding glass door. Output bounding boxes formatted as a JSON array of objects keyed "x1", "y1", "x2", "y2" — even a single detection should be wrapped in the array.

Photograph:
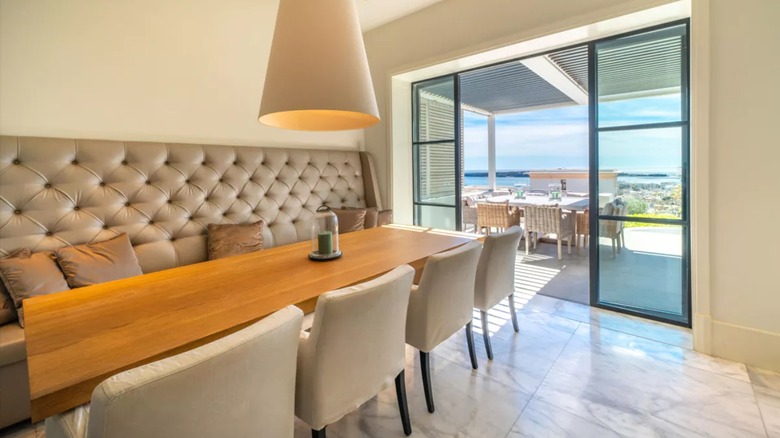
[
  {"x1": 589, "y1": 22, "x2": 690, "y2": 325},
  {"x1": 412, "y1": 75, "x2": 461, "y2": 230}
]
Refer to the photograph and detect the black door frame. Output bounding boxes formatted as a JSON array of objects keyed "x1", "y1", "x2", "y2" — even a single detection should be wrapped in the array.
[
  {"x1": 411, "y1": 74, "x2": 462, "y2": 230},
  {"x1": 588, "y1": 19, "x2": 691, "y2": 327}
]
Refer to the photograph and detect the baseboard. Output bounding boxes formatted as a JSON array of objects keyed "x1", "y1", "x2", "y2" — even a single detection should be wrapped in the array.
[
  {"x1": 693, "y1": 312, "x2": 712, "y2": 355},
  {"x1": 709, "y1": 319, "x2": 780, "y2": 372}
]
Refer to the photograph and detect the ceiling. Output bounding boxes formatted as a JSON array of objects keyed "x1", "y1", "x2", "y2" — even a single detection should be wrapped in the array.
[{"x1": 355, "y1": 0, "x2": 444, "y2": 32}]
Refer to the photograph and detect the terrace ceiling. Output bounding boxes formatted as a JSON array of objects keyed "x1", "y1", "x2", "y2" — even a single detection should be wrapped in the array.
[{"x1": 421, "y1": 24, "x2": 685, "y2": 115}]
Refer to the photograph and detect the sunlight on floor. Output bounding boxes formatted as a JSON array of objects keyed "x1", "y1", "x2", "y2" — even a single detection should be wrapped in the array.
[{"x1": 472, "y1": 253, "x2": 563, "y2": 336}]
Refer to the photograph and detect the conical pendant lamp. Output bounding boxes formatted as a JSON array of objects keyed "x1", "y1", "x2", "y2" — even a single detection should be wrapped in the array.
[{"x1": 258, "y1": 0, "x2": 380, "y2": 131}]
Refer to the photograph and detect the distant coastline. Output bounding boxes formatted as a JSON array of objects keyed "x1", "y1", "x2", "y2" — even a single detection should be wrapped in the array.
[{"x1": 464, "y1": 170, "x2": 677, "y2": 178}]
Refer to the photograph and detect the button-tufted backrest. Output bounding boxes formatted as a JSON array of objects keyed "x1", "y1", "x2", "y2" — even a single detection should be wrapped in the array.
[{"x1": 0, "y1": 136, "x2": 372, "y2": 273}]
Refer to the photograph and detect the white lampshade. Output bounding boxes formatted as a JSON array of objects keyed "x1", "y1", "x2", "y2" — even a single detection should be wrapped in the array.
[{"x1": 258, "y1": 0, "x2": 380, "y2": 131}]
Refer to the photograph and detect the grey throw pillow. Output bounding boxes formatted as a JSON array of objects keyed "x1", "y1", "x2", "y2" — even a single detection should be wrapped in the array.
[
  {"x1": 0, "y1": 249, "x2": 31, "y2": 325},
  {"x1": 207, "y1": 220, "x2": 265, "y2": 260},
  {"x1": 55, "y1": 233, "x2": 143, "y2": 288}
]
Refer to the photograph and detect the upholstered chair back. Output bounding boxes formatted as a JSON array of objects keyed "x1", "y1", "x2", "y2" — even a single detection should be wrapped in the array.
[
  {"x1": 406, "y1": 241, "x2": 483, "y2": 352},
  {"x1": 295, "y1": 265, "x2": 415, "y2": 431},
  {"x1": 45, "y1": 306, "x2": 304, "y2": 438},
  {"x1": 475, "y1": 226, "x2": 523, "y2": 311},
  {"x1": 0, "y1": 137, "x2": 372, "y2": 273}
]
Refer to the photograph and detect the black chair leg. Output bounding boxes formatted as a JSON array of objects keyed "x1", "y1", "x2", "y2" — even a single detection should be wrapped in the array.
[
  {"x1": 480, "y1": 310, "x2": 494, "y2": 360},
  {"x1": 419, "y1": 351, "x2": 435, "y2": 413},
  {"x1": 395, "y1": 370, "x2": 413, "y2": 435},
  {"x1": 465, "y1": 321, "x2": 478, "y2": 370},
  {"x1": 312, "y1": 427, "x2": 326, "y2": 438},
  {"x1": 508, "y1": 294, "x2": 520, "y2": 333}
]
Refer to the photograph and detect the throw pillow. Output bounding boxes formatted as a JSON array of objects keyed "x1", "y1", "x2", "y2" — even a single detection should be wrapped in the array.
[
  {"x1": 55, "y1": 233, "x2": 143, "y2": 288},
  {"x1": 377, "y1": 210, "x2": 393, "y2": 226},
  {"x1": 207, "y1": 220, "x2": 265, "y2": 260},
  {"x1": 0, "y1": 250, "x2": 70, "y2": 327},
  {"x1": 363, "y1": 207, "x2": 379, "y2": 228},
  {"x1": 0, "y1": 249, "x2": 31, "y2": 325},
  {"x1": 339, "y1": 207, "x2": 378, "y2": 228},
  {"x1": 333, "y1": 208, "x2": 366, "y2": 234}
]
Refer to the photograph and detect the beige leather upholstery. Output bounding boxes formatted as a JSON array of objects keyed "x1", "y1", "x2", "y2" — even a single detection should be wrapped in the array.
[
  {"x1": 0, "y1": 136, "x2": 370, "y2": 273},
  {"x1": 0, "y1": 135, "x2": 382, "y2": 429},
  {"x1": 296, "y1": 265, "x2": 414, "y2": 431},
  {"x1": 475, "y1": 226, "x2": 523, "y2": 311},
  {"x1": 406, "y1": 241, "x2": 483, "y2": 353},
  {"x1": 45, "y1": 305, "x2": 303, "y2": 438},
  {"x1": 0, "y1": 323, "x2": 25, "y2": 366}
]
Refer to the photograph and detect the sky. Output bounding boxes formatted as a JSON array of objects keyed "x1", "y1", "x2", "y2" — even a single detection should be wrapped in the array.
[{"x1": 463, "y1": 94, "x2": 683, "y2": 172}]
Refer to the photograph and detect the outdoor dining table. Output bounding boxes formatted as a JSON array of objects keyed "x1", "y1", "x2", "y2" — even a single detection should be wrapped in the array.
[{"x1": 486, "y1": 194, "x2": 590, "y2": 211}]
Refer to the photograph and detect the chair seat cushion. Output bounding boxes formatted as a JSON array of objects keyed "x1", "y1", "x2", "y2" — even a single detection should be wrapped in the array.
[
  {"x1": 206, "y1": 220, "x2": 265, "y2": 260},
  {"x1": 55, "y1": 233, "x2": 143, "y2": 288},
  {"x1": 0, "y1": 323, "x2": 26, "y2": 366}
]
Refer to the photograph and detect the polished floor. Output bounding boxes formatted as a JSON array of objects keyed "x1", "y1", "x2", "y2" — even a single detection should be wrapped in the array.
[{"x1": 5, "y1": 293, "x2": 778, "y2": 437}]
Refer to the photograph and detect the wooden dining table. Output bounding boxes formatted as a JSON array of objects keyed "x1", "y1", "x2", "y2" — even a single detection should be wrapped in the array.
[{"x1": 23, "y1": 225, "x2": 475, "y2": 422}]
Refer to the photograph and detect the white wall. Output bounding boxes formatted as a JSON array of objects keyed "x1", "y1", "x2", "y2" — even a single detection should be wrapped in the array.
[
  {"x1": 704, "y1": 0, "x2": 780, "y2": 370},
  {"x1": 0, "y1": 0, "x2": 363, "y2": 150},
  {"x1": 364, "y1": 0, "x2": 780, "y2": 371}
]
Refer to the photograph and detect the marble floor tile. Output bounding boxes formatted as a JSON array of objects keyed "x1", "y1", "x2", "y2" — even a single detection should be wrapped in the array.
[
  {"x1": 575, "y1": 323, "x2": 750, "y2": 383},
  {"x1": 507, "y1": 398, "x2": 621, "y2": 438},
  {"x1": 0, "y1": 421, "x2": 45, "y2": 438},
  {"x1": 551, "y1": 298, "x2": 693, "y2": 349},
  {"x1": 755, "y1": 386, "x2": 780, "y2": 437},
  {"x1": 534, "y1": 333, "x2": 766, "y2": 437},
  {"x1": 433, "y1": 305, "x2": 579, "y2": 395},
  {"x1": 311, "y1": 346, "x2": 533, "y2": 438},
  {"x1": 750, "y1": 366, "x2": 780, "y2": 392}
]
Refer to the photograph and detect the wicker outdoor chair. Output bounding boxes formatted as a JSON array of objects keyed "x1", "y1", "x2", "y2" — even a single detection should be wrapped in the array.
[
  {"x1": 576, "y1": 209, "x2": 589, "y2": 251},
  {"x1": 524, "y1": 205, "x2": 575, "y2": 260},
  {"x1": 600, "y1": 200, "x2": 627, "y2": 258},
  {"x1": 462, "y1": 196, "x2": 479, "y2": 232},
  {"x1": 476, "y1": 201, "x2": 521, "y2": 235}
]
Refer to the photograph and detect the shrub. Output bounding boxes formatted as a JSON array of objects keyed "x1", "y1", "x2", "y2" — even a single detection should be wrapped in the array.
[{"x1": 624, "y1": 197, "x2": 648, "y2": 215}]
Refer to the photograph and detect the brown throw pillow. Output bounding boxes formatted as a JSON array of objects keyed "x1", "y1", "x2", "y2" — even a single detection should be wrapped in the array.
[
  {"x1": 207, "y1": 220, "x2": 265, "y2": 260},
  {"x1": 55, "y1": 233, "x2": 143, "y2": 288},
  {"x1": 0, "y1": 249, "x2": 31, "y2": 325},
  {"x1": 0, "y1": 250, "x2": 70, "y2": 327},
  {"x1": 377, "y1": 209, "x2": 393, "y2": 226},
  {"x1": 333, "y1": 208, "x2": 366, "y2": 234},
  {"x1": 363, "y1": 207, "x2": 379, "y2": 228}
]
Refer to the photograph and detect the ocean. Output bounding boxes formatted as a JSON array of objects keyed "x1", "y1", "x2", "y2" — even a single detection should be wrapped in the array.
[{"x1": 464, "y1": 175, "x2": 680, "y2": 187}]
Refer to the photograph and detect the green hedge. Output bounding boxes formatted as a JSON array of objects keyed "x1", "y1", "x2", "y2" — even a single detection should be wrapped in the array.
[{"x1": 625, "y1": 213, "x2": 679, "y2": 228}]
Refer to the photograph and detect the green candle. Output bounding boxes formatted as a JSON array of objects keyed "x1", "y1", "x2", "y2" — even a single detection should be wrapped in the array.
[{"x1": 317, "y1": 231, "x2": 333, "y2": 255}]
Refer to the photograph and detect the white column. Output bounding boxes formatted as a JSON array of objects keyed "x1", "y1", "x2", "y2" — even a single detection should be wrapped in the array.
[{"x1": 487, "y1": 114, "x2": 496, "y2": 191}]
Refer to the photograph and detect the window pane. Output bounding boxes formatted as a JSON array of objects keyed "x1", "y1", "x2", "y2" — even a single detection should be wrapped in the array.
[
  {"x1": 597, "y1": 25, "x2": 686, "y2": 127},
  {"x1": 598, "y1": 222, "x2": 686, "y2": 322},
  {"x1": 415, "y1": 205, "x2": 457, "y2": 230},
  {"x1": 415, "y1": 142, "x2": 456, "y2": 205},
  {"x1": 414, "y1": 77, "x2": 455, "y2": 142},
  {"x1": 598, "y1": 128, "x2": 683, "y2": 219}
]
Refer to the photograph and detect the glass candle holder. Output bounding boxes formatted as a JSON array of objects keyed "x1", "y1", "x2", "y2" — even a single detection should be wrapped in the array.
[{"x1": 309, "y1": 205, "x2": 342, "y2": 261}]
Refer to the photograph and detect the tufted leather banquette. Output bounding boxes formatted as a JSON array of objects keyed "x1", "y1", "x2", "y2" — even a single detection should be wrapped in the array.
[{"x1": 0, "y1": 135, "x2": 384, "y2": 429}]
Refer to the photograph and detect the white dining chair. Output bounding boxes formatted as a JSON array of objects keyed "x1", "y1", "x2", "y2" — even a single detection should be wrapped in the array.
[
  {"x1": 45, "y1": 306, "x2": 304, "y2": 438},
  {"x1": 474, "y1": 226, "x2": 523, "y2": 360},
  {"x1": 296, "y1": 265, "x2": 415, "y2": 438},
  {"x1": 406, "y1": 241, "x2": 483, "y2": 413}
]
